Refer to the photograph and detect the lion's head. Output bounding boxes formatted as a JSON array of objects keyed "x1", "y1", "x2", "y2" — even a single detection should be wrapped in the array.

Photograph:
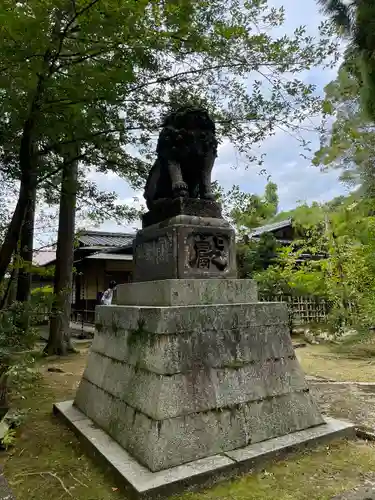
[
  {"x1": 162, "y1": 106, "x2": 216, "y2": 131},
  {"x1": 157, "y1": 106, "x2": 218, "y2": 161}
]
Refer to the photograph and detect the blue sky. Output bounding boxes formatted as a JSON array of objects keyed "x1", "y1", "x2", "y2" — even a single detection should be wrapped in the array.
[{"x1": 95, "y1": 0, "x2": 349, "y2": 233}]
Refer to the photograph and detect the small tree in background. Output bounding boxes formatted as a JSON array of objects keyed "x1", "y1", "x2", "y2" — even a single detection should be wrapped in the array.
[
  {"x1": 254, "y1": 197, "x2": 375, "y2": 333},
  {"x1": 237, "y1": 233, "x2": 279, "y2": 278}
]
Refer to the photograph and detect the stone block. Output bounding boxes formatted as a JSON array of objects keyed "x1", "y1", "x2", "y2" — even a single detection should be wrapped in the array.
[
  {"x1": 242, "y1": 390, "x2": 324, "y2": 444},
  {"x1": 224, "y1": 416, "x2": 355, "y2": 464},
  {"x1": 91, "y1": 322, "x2": 295, "y2": 375},
  {"x1": 73, "y1": 280, "x2": 327, "y2": 474},
  {"x1": 95, "y1": 301, "x2": 288, "y2": 335},
  {"x1": 74, "y1": 378, "x2": 114, "y2": 432},
  {"x1": 74, "y1": 378, "x2": 323, "y2": 471},
  {"x1": 142, "y1": 198, "x2": 223, "y2": 228},
  {"x1": 55, "y1": 400, "x2": 355, "y2": 499},
  {"x1": 80, "y1": 351, "x2": 308, "y2": 420},
  {"x1": 133, "y1": 216, "x2": 236, "y2": 281},
  {"x1": 116, "y1": 279, "x2": 258, "y2": 306}
]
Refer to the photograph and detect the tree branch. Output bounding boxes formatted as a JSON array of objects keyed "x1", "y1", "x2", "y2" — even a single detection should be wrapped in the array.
[
  {"x1": 60, "y1": 0, "x2": 101, "y2": 41},
  {"x1": 36, "y1": 152, "x2": 86, "y2": 185},
  {"x1": 38, "y1": 126, "x2": 149, "y2": 156},
  {"x1": 56, "y1": 46, "x2": 118, "y2": 69},
  {"x1": 126, "y1": 62, "x2": 247, "y2": 95},
  {"x1": 49, "y1": 0, "x2": 101, "y2": 74}
]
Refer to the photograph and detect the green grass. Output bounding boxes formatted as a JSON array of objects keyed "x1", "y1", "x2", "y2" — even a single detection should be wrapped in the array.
[
  {"x1": 2, "y1": 345, "x2": 375, "y2": 499},
  {"x1": 179, "y1": 440, "x2": 375, "y2": 500},
  {"x1": 333, "y1": 330, "x2": 375, "y2": 358},
  {"x1": 3, "y1": 349, "x2": 123, "y2": 499}
]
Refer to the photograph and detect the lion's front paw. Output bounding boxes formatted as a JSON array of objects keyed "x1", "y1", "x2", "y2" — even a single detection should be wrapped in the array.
[{"x1": 172, "y1": 182, "x2": 189, "y2": 198}]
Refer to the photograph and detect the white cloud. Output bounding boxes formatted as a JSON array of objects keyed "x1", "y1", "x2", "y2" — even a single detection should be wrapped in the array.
[
  {"x1": 93, "y1": 0, "x2": 346, "y2": 232},
  {"x1": 35, "y1": 0, "x2": 345, "y2": 242}
]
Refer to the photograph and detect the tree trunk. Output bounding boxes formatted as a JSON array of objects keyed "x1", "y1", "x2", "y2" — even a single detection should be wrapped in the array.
[
  {"x1": 0, "y1": 116, "x2": 38, "y2": 292},
  {"x1": 16, "y1": 186, "x2": 36, "y2": 303},
  {"x1": 6, "y1": 260, "x2": 19, "y2": 307},
  {"x1": 0, "y1": 188, "x2": 29, "y2": 290},
  {"x1": 0, "y1": 370, "x2": 9, "y2": 420},
  {"x1": 0, "y1": 261, "x2": 17, "y2": 310},
  {"x1": 45, "y1": 151, "x2": 78, "y2": 356}
]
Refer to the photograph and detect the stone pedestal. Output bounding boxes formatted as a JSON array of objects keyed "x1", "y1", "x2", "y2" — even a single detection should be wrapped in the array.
[
  {"x1": 73, "y1": 279, "x2": 325, "y2": 472},
  {"x1": 133, "y1": 199, "x2": 236, "y2": 282},
  {"x1": 141, "y1": 198, "x2": 222, "y2": 228},
  {"x1": 56, "y1": 171, "x2": 354, "y2": 498}
]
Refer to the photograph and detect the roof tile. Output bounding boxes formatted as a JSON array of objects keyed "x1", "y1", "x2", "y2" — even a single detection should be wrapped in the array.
[
  {"x1": 249, "y1": 218, "x2": 292, "y2": 238},
  {"x1": 77, "y1": 231, "x2": 135, "y2": 247}
]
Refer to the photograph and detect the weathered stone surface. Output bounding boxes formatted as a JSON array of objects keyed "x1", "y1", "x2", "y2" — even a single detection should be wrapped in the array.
[
  {"x1": 91, "y1": 322, "x2": 294, "y2": 375},
  {"x1": 92, "y1": 301, "x2": 292, "y2": 379},
  {"x1": 95, "y1": 301, "x2": 288, "y2": 335},
  {"x1": 331, "y1": 485, "x2": 375, "y2": 500},
  {"x1": 225, "y1": 416, "x2": 355, "y2": 464},
  {"x1": 55, "y1": 400, "x2": 355, "y2": 500},
  {"x1": 142, "y1": 198, "x2": 223, "y2": 228},
  {"x1": 73, "y1": 279, "x2": 328, "y2": 473},
  {"x1": 0, "y1": 475, "x2": 15, "y2": 500},
  {"x1": 74, "y1": 379, "x2": 323, "y2": 471},
  {"x1": 79, "y1": 351, "x2": 308, "y2": 419},
  {"x1": 116, "y1": 279, "x2": 258, "y2": 306},
  {"x1": 133, "y1": 218, "x2": 236, "y2": 282}
]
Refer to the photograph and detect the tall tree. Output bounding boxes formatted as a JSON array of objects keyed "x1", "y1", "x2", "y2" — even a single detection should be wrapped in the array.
[
  {"x1": 313, "y1": 64, "x2": 375, "y2": 200},
  {"x1": 318, "y1": 0, "x2": 375, "y2": 119},
  {"x1": 0, "y1": 0, "x2": 338, "y2": 292},
  {"x1": 46, "y1": 148, "x2": 78, "y2": 355},
  {"x1": 16, "y1": 187, "x2": 36, "y2": 302}
]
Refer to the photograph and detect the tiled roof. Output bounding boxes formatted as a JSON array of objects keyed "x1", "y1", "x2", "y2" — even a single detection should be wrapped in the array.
[
  {"x1": 33, "y1": 249, "x2": 56, "y2": 266},
  {"x1": 77, "y1": 231, "x2": 135, "y2": 248},
  {"x1": 249, "y1": 218, "x2": 292, "y2": 238},
  {"x1": 86, "y1": 253, "x2": 133, "y2": 261},
  {"x1": 33, "y1": 231, "x2": 136, "y2": 267}
]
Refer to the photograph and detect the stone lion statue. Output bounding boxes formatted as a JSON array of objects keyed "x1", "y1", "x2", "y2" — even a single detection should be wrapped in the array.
[{"x1": 144, "y1": 106, "x2": 218, "y2": 210}]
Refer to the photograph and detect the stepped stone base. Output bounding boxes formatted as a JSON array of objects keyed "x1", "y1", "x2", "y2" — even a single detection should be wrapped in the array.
[
  {"x1": 54, "y1": 401, "x2": 355, "y2": 500},
  {"x1": 55, "y1": 277, "x2": 356, "y2": 496},
  {"x1": 116, "y1": 278, "x2": 258, "y2": 306},
  {"x1": 71, "y1": 279, "x2": 328, "y2": 472}
]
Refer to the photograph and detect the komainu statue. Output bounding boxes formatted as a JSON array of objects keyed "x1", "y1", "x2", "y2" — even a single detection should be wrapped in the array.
[{"x1": 144, "y1": 106, "x2": 218, "y2": 210}]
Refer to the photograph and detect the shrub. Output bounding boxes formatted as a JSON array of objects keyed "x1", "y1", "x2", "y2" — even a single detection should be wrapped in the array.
[
  {"x1": 0, "y1": 302, "x2": 39, "y2": 416},
  {"x1": 31, "y1": 286, "x2": 54, "y2": 325}
]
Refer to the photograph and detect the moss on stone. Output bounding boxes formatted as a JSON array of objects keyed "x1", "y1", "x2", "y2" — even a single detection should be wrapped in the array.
[
  {"x1": 127, "y1": 318, "x2": 156, "y2": 349},
  {"x1": 95, "y1": 322, "x2": 104, "y2": 333},
  {"x1": 223, "y1": 360, "x2": 247, "y2": 369}
]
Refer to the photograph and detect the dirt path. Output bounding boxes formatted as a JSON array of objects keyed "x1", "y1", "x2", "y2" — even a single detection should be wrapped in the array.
[
  {"x1": 297, "y1": 343, "x2": 375, "y2": 430},
  {"x1": 311, "y1": 382, "x2": 375, "y2": 429}
]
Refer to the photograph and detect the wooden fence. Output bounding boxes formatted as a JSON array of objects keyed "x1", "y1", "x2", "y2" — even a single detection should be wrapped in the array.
[
  {"x1": 259, "y1": 293, "x2": 331, "y2": 325},
  {"x1": 68, "y1": 295, "x2": 331, "y2": 328}
]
